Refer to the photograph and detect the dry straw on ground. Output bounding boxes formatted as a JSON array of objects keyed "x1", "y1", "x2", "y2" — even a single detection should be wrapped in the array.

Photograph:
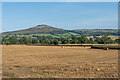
[{"x1": 2, "y1": 45, "x2": 118, "y2": 78}]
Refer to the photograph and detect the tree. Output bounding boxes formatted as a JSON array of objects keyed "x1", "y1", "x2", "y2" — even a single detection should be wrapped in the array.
[
  {"x1": 89, "y1": 38, "x2": 94, "y2": 44},
  {"x1": 71, "y1": 37, "x2": 78, "y2": 44},
  {"x1": 107, "y1": 38, "x2": 116, "y2": 44},
  {"x1": 53, "y1": 40, "x2": 59, "y2": 45},
  {"x1": 81, "y1": 36, "x2": 88, "y2": 44},
  {"x1": 32, "y1": 38, "x2": 38, "y2": 44},
  {"x1": 8, "y1": 36, "x2": 19, "y2": 44},
  {"x1": 102, "y1": 34, "x2": 109, "y2": 44},
  {"x1": 50, "y1": 39, "x2": 54, "y2": 44},
  {"x1": 19, "y1": 37, "x2": 30, "y2": 44},
  {"x1": 94, "y1": 37, "x2": 102, "y2": 44},
  {"x1": 39, "y1": 37, "x2": 50, "y2": 44},
  {"x1": 44, "y1": 38, "x2": 50, "y2": 44},
  {"x1": 115, "y1": 39, "x2": 120, "y2": 43},
  {"x1": 2, "y1": 38, "x2": 11, "y2": 45},
  {"x1": 77, "y1": 37, "x2": 82, "y2": 44},
  {"x1": 61, "y1": 38, "x2": 68, "y2": 44}
]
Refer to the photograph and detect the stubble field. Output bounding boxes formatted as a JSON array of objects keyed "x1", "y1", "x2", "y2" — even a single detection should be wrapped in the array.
[{"x1": 2, "y1": 45, "x2": 118, "y2": 78}]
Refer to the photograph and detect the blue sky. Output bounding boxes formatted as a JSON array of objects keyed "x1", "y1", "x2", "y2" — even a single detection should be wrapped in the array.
[{"x1": 2, "y1": 2, "x2": 118, "y2": 32}]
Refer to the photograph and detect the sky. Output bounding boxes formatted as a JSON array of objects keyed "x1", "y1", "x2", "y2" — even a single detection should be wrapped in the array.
[
  {"x1": 1, "y1": 0, "x2": 120, "y2": 2},
  {"x1": 2, "y1": 2, "x2": 118, "y2": 32}
]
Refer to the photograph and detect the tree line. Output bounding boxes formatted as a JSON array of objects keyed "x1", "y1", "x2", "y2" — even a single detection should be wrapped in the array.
[{"x1": 1, "y1": 34, "x2": 120, "y2": 45}]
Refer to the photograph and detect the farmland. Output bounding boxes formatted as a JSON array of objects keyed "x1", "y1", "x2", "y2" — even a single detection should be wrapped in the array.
[{"x1": 2, "y1": 45, "x2": 118, "y2": 78}]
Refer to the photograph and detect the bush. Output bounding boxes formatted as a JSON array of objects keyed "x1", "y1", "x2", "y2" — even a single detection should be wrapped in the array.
[{"x1": 91, "y1": 45, "x2": 120, "y2": 50}]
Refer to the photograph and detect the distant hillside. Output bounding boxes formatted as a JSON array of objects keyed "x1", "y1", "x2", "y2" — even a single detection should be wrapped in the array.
[
  {"x1": 2, "y1": 25, "x2": 118, "y2": 39},
  {"x1": 74, "y1": 29, "x2": 118, "y2": 33},
  {"x1": 72, "y1": 29, "x2": 118, "y2": 36},
  {"x1": 2, "y1": 25, "x2": 64, "y2": 35}
]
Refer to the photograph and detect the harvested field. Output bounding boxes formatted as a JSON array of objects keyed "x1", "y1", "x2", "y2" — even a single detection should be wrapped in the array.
[{"x1": 2, "y1": 45, "x2": 118, "y2": 78}]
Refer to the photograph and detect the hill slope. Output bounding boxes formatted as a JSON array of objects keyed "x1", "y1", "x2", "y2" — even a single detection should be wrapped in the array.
[
  {"x1": 2, "y1": 25, "x2": 118, "y2": 39},
  {"x1": 2, "y1": 25, "x2": 65, "y2": 35}
]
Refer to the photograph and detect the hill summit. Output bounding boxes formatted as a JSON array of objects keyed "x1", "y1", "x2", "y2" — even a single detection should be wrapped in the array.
[
  {"x1": 3, "y1": 25, "x2": 64, "y2": 35},
  {"x1": 32, "y1": 25, "x2": 55, "y2": 29}
]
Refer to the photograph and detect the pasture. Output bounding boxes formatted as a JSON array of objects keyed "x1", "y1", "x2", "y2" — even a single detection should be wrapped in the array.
[{"x1": 2, "y1": 45, "x2": 118, "y2": 78}]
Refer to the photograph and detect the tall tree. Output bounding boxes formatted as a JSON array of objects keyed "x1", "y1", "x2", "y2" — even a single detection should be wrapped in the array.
[
  {"x1": 53, "y1": 40, "x2": 59, "y2": 45},
  {"x1": 102, "y1": 34, "x2": 109, "y2": 44},
  {"x1": 8, "y1": 36, "x2": 19, "y2": 44},
  {"x1": 32, "y1": 38, "x2": 38, "y2": 44}
]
